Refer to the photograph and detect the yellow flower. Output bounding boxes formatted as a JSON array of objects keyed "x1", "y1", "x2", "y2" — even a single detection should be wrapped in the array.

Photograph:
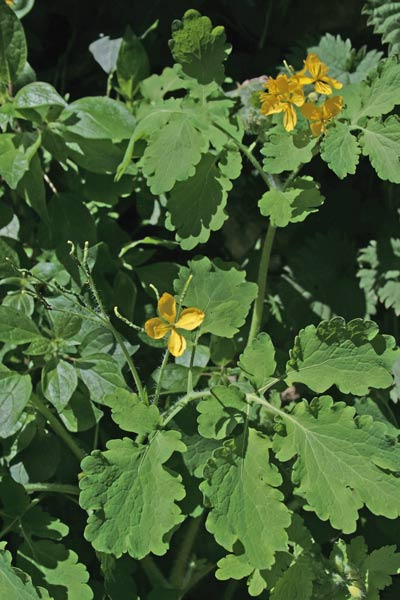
[
  {"x1": 297, "y1": 53, "x2": 343, "y2": 95},
  {"x1": 259, "y1": 74, "x2": 305, "y2": 131},
  {"x1": 144, "y1": 292, "x2": 205, "y2": 357},
  {"x1": 301, "y1": 95, "x2": 343, "y2": 136},
  {"x1": 5, "y1": 0, "x2": 13, "y2": 4}
]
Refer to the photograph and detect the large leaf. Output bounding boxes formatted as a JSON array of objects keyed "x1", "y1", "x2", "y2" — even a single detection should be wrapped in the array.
[
  {"x1": 41, "y1": 359, "x2": 78, "y2": 412},
  {"x1": 201, "y1": 429, "x2": 291, "y2": 571},
  {"x1": 0, "y1": 305, "x2": 40, "y2": 344},
  {"x1": 103, "y1": 388, "x2": 160, "y2": 435},
  {"x1": 0, "y1": 2, "x2": 27, "y2": 85},
  {"x1": 167, "y1": 150, "x2": 241, "y2": 249},
  {"x1": 174, "y1": 257, "x2": 257, "y2": 338},
  {"x1": 169, "y1": 9, "x2": 230, "y2": 84},
  {"x1": 285, "y1": 317, "x2": 398, "y2": 395},
  {"x1": 76, "y1": 353, "x2": 126, "y2": 404},
  {"x1": 80, "y1": 431, "x2": 186, "y2": 558},
  {"x1": 197, "y1": 385, "x2": 247, "y2": 440},
  {"x1": 273, "y1": 396, "x2": 400, "y2": 533},
  {"x1": 0, "y1": 545, "x2": 43, "y2": 600},
  {"x1": 60, "y1": 97, "x2": 136, "y2": 140},
  {"x1": 261, "y1": 128, "x2": 316, "y2": 175},
  {"x1": 17, "y1": 541, "x2": 93, "y2": 600}
]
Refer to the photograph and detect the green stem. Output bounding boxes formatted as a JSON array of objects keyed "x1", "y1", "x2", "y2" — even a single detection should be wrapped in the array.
[
  {"x1": 211, "y1": 121, "x2": 272, "y2": 190},
  {"x1": 246, "y1": 222, "x2": 277, "y2": 345},
  {"x1": 140, "y1": 555, "x2": 171, "y2": 589},
  {"x1": 24, "y1": 483, "x2": 80, "y2": 496},
  {"x1": 83, "y1": 257, "x2": 145, "y2": 400},
  {"x1": 170, "y1": 515, "x2": 203, "y2": 589},
  {"x1": 161, "y1": 390, "x2": 212, "y2": 428},
  {"x1": 153, "y1": 350, "x2": 170, "y2": 406},
  {"x1": 187, "y1": 332, "x2": 200, "y2": 395},
  {"x1": 31, "y1": 396, "x2": 86, "y2": 462}
]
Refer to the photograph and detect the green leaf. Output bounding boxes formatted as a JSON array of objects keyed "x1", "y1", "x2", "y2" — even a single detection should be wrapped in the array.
[
  {"x1": 363, "y1": 1, "x2": 400, "y2": 56},
  {"x1": 41, "y1": 359, "x2": 78, "y2": 412},
  {"x1": 332, "y1": 536, "x2": 400, "y2": 600},
  {"x1": 270, "y1": 554, "x2": 314, "y2": 600},
  {"x1": 285, "y1": 317, "x2": 398, "y2": 395},
  {"x1": 0, "y1": 367, "x2": 32, "y2": 438},
  {"x1": 308, "y1": 33, "x2": 383, "y2": 84},
  {"x1": 0, "y1": 305, "x2": 40, "y2": 344},
  {"x1": 273, "y1": 396, "x2": 400, "y2": 533},
  {"x1": 60, "y1": 97, "x2": 136, "y2": 140},
  {"x1": 17, "y1": 154, "x2": 48, "y2": 222},
  {"x1": 238, "y1": 333, "x2": 276, "y2": 390},
  {"x1": 17, "y1": 540, "x2": 93, "y2": 600},
  {"x1": 261, "y1": 128, "x2": 316, "y2": 175},
  {"x1": 76, "y1": 353, "x2": 126, "y2": 404},
  {"x1": 359, "y1": 116, "x2": 400, "y2": 183},
  {"x1": 174, "y1": 257, "x2": 257, "y2": 338},
  {"x1": 320, "y1": 122, "x2": 361, "y2": 179},
  {"x1": 258, "y1": 177, "x2": 324, "y2": 228},
  {"x1": 0, "y1": 2, "x2": 27, "y2": 85},
  {"x1": 116, "y1": 26, "x2": 150, "y2": 100},
  {"x1": 169, "y1": 9, "x2": 230, "y2": 84},
  {"x1": 201, "y1": 428, "x2": 291, "y2": 571},
  {"x1": 167, "y1": 151, "x2": 241, "y2": 249},
  {"x1": 103, "y1": 388, "x2": 160, "y2": 435},
  {"x1": 59, "y1": 387, "x2": 103, "y2": 433},
  {"x1": 80, "y1": 431, "x2": 186, "y2": 558},
  {"x1": 356, "y1": 58, "x2": 400, "y2": 120},
  {"x1": 142, "y1": 112, "x2": 208, "y2": 194},
  {"x1": 0, "y1": 546, "x2": 43, "y2": 600},
  {"x1": 197, "y1": 386, "x2": 246, "y2": 439},
  {"x1": 14, "y1": 82, "x2": 66, "y2": 110}
]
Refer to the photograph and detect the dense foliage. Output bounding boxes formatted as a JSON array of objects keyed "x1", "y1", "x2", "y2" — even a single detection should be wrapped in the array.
[{"x1": 0, "y1": 0, "x2": 400, "y2": 598}]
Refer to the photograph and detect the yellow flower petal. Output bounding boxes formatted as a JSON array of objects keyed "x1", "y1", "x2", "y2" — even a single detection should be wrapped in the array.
[
  {"x1": 283, "y1": 103, "x2": 297, "y2": 131},
  {"x1": 168, "y1": 328, "x2": 186, "y2": 357},
  {"x1": 145, "y1": 317, "x2": 171, "y2": 339},
  {"x1": 310, "y1": 121, "x2": 323, "y2": 137},
  {"x1": 158, "y1": 292, "x2": 176, "y2": 324},
  {"x1": 175, "y1": 307, "x2": 205, "y2": 331},
  {"x1": 314, "y1": 80, "x2": 333, "y2": 95},
  {"x1": 323, "y1": 95, "x2": 344, "y2": 119},
  {"x1": 305, "y1": 53, "x2": 328, "y2": 79}
]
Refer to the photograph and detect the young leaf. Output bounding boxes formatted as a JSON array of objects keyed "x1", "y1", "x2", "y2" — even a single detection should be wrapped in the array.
[
  {"x1": 261, "y1": 129, "x2": 316, "y2": 175},
  {"x1": 174, "y1": 257, "x2": 257, "y2": 338},
  {"x1": 197, "y1": 386, "x2": 246, "y2": 439},
  {"x1": 0, "y1": 367, "x2": 32, "y2": 438},
  {"x1": 273, "y1": 396, "x2": 400, "y2": 533},
  {"x1": 116, "y1": 26, "x2": 150, "y2": 100},
  {"x1": 41, "y1": 359, "x2": 78, "y2": 412},
  {"x1": 321, "y1": 122, "x2": 361, "y2": 179},
  {"x1": 359, "y1": 116, "x2": 400, "y2": 183},
  {"x1": 89, "y1": 36, "x2": 122, "y2": 74},
  {"x1": 201, "y1": 429, "x2": 291, "y2": 571},
  {"x1": 80, "y1": 431, "x2": 186, "y2": 558},
  {"x1": 258, "y1": 177, "x2": 324, "y2": 228},
  {"x1": 169, "y1": 9, "x2": 230, "y2": 84},
  {"x1": 285, "y1": 317, "x2": 398, "y2": 395},
  {"x1": 0, "y1": 2, "x2": 27, "y2": 85},
  {"x1": 238, "y1": 333, "x2": 276, "y2": 390},
  {"x1": 103, "y1": 388, "x2": 160, "y2": 435}
]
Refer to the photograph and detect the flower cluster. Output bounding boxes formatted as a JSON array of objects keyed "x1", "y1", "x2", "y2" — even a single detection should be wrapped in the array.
[
  {"x1": 145, "y1": 292, "x2": 205, "y2": 357},
  {"x1": 259, "y1": 53, "x2": 343, "y2": 135}
]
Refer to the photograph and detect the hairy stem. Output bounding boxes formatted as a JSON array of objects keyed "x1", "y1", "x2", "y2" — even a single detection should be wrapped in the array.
[
  {"x1": 153, "y1": 350, "x2": 170, "y2": 406},
  {"x1": 161, "y1": 390, "x2": 212, "y2": 428},
  {"x1": 31, "y1": 396, "x2": 86, "y2": 463},
  {"x1": 24, "y1": 483, "x2": 80, "y2": 496},
  {"x1": 246, "y1": 222, "x2": 277, "y2": 345},
  {"x1": 140, "y1": 555, "x2": 171, "y2": 589},
  {"x1": 170, "y1": 515, "x2": 203, "y2": 589}
]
